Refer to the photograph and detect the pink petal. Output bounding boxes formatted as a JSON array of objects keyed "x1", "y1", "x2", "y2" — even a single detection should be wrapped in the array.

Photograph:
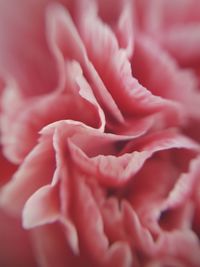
[
  {"x1": 103, "y1": 242, "x2": 133, "y2": 267},
  {"x1": 157, "y1": 0, "x2": 200, "y2": 27},
  {"x1": 65, "y1": 60, "x2": 105, "y2": 131},
  {"x1": 145, "y1": 259, "x2": 184, "y2": 267},
  {"x1": 127, "y1": 129, "x2": 200, "y2": 153},
  {"x1": 122, "y1": 201, "x2": 155, "y2": 255},
  {"x1": 160, "y1": 23, "x2": 200, "y2": 67},
  {"x1": 123, "y1": 202, "x2": 200, "y2": 266},
  {"x1": 43, "y1": 120, "x2": 148, "y2": 188},
  {"x1": 41, "y1": 120, "x2": 132, "y2": 156},
  {"x1": 77, "y1": 1, "x2": 183, "y2": 131},
  {"x1": 69, "y1": 128, "x2": 200, "y2": 187},
  {"x1": 135, "y1": 0, "x2": 200, "y2": 33},
  {"x1": 60, "y1": 217, "x2": 79, "y2": 255},
  {"x1": 0, "y1": 0, "x2": 57, "y2": 96},
  {"x1": 183, "y1": 117, "x2": 200, "y2": 143},
  {"x1": 163, "y1": 157, "x2": 200, "y2": 209},
  {"x1": 133, "y1": 35, "x2": 200, "y2": 119},
  {"x1": 0, "y1": 135, "x2": 55, "y2": 215},
  {"x1": 96, "y1": 0, "x2": 134, "y2": 57},
  {"x1": 0, "y1": 208, "x2": 36, "y2": 267},
  {"x1": 31, "y1": 222, "x2": 85, "y2": 267},
  {"x1": 156, "y1": 230, "x2": 200, "y2": 266},
  {"x1": 1, "y1": 61, "x2": 104, "y2": 163},
  {"x1": 101, "y1": 197, "x2": 128, "y2": 243},
  {"x1": 134, "y1": 0, "x2": 163, "y2": 33},
  {"x1": 52, "y1": 125, "x2": 80, "y2": 254},
  {"x1": 123, "y1": 132, "x2": 200, "y2": 232},
  {"x1": 72, "y1": 170, "x2": 135, "y2": 267},
  {"x1": 73, "y1": 171, "x2": 109, "y2": 262},
  {"x1": 158, "y1": 202, "x2": 194, "y2": 232},
  {"x1": 69, "y1": 141, "x2": 149, "y2": 186},
  {"x1": 23, "y1": 184, "x2": 60, "y2": 229},
  {"x1": 0, "y1": 149, "x2": 17, "y2": 187},
  {"x1": 108, "y1": 115, "x2": 154, "y2": 137},
  {"x1": 46, "y1": 3, "x2": 124, "y2": 123}
]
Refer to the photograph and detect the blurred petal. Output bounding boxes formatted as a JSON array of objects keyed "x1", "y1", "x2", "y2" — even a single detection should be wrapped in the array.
[
  {"x1": 0, "y1": 0, "x2": 57, "y2": 96},
  {"x1": 0, "y1": 135, "x2": 55, "y2": 215},
  {"x1": 160, "y1": 24, "x2": 200, "y2": 67},
  {"x1": 97, "y1": 0, "x2": 134, "y2": 57},
  {"x1": 133, "y1": 35, "x2": 200, "y2": 119},
  {"x1": 0, "y1": 149, "x2": 17, "y2": 187},
  {"x1": 0, "y1": 208, "x2": 36, "y2": 267},
  {"x1": 31, "y1": 222, "x2": 85, "y2": 267}
]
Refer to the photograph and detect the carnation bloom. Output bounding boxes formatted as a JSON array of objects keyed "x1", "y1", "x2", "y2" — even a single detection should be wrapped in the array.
[{"x1": 0, "y1": 0, "x2": 200, "y2": 267}]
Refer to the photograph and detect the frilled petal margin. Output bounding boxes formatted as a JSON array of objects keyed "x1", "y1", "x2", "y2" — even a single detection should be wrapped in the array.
[
  {"x1": 0, "y1": 59, "x2": 105, "y2": 164},
  {"x1": 133, "y1": 34, "x2": 200, "y2": 120}
]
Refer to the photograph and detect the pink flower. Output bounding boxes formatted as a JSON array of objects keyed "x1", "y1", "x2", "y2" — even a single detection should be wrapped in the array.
[{"x1": 0, "y1": 0, "x2": 200, "y2": 266}]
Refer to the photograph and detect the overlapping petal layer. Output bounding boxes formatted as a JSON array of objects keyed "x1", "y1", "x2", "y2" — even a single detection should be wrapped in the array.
[{"x1": 0, "y1": 0, "x2": 200, "y2": 267}]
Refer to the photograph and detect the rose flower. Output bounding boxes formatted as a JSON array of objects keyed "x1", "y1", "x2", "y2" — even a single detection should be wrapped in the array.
[{"x1": 0, "y1": 0, "x2": 200, "y2": 267}]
